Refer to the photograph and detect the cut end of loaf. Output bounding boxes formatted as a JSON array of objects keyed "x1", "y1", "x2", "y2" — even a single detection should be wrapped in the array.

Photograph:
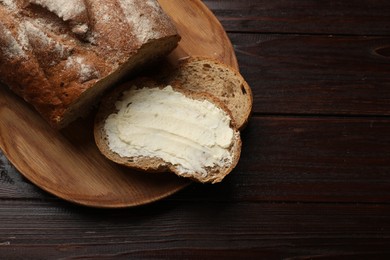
[{"x1": 58, "y1": 35, "x2": 180, "y2": 129}]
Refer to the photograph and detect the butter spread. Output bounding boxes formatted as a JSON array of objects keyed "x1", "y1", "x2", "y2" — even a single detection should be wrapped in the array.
[{"x1": 104, "y1": 85, "x2": 235, "y2": 176}]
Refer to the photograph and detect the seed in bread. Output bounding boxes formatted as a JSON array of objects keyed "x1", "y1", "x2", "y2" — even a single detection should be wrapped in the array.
[{"x1": 94, "y1": 78, "x2": 241, "y2": 184}]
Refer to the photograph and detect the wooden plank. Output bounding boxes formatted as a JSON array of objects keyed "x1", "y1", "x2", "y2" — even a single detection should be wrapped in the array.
[
  {"x1": 2, "y1": 116, "x2": 390, "y2": 203},
  {"x1": 204, "y1": 0, "x2": 390, "y2": 36},
  {"x1": 230, "y1": 33, "x2": 390, "y2": 116},
  {"x1": 0, "y1": 153, "x2": 51, "y2": 199},
  {"x1": 177, "y1": 116, "x2": 390, "y2": 203},
  {"x1": 0, "y1": 200, "x2": 390, "y2": 258}
]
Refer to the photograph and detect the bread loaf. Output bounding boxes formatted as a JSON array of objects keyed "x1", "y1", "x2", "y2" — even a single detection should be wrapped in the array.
[
  {"x1": 94, "y1": 78, "x2": 242, "y2": 184},
  {"x1": 0, "y1": 0, "x2": 180, "y2": 128}
]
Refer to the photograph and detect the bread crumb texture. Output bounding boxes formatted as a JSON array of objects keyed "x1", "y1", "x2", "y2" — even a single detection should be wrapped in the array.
[{"x1": 169, "y1": 57, "x2": 253, "y2": 130}]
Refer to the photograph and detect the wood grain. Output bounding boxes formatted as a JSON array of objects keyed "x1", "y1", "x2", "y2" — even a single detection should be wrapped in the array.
[
  {"x1": 0, "y1": 0, "x2": 236, "y2": 208},
  {"x1": 204, "y1": 0, "x2": 390, "y2": 36},
  {"x1": 229, "y1": 33, "x2": 390, "y2": 116},
  {"x1": 2, "y1": 116, "x2": 390, "y2": 204},
  {"x1": 185, "y1": 116, "x2": 390, "y2": 203},
  {"x1": 1, "y1": 1, "x2": 390, "y2": 258},
  {"x1": 1, "y1": 200, "x2": 390, "y2": 259},
  {"x1": 160, "y1": 0, "x2": 238, "y2": 68}
]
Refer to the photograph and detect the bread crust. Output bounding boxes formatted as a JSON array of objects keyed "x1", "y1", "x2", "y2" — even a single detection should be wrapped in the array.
[
  {"x1": 94, "y1": 78, "x2": 242, "y2": 184},
  {"x1": 0, "y1": 0, "x2": 180, "y2": 128}
]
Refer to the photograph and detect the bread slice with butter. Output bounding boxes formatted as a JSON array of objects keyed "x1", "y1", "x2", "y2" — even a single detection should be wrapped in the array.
[{"x1": 94, "y1": 78, "x2": 241, "y2": 184}]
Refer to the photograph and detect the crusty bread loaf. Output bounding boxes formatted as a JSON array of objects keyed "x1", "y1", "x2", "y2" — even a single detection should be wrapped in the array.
[
  {"x1": 0, "y1": 0, "x2": 180, "y2": 128},
  {"x1": 94, "y1": 78, "x2": 242, "y2": 184},
  {"x1": 160, "y1": 57, "x2": 253, "y2": 130}
]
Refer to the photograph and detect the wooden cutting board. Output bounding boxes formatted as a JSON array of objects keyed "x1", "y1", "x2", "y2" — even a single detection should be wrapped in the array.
[{"x1": 0, "y1": 0, "x2": 238, "y2": 208}]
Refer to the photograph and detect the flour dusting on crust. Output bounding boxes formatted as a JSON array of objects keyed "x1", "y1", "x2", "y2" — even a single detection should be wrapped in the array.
[
  {"x1": 0, "y1": 0, "x2": 17, "y2": 11},
  {"x1": 29, "y1": 0, "x2": 86, "y2": 21},
  {"x1": 0, "y1": 23, "x2": 27, "y2": 58},
  {"x1": 66, "y1": 56, "x2": 100, "y2": 83},
  {"x1": 118, "y1": 0, "x2": 172, "y2": 43}
]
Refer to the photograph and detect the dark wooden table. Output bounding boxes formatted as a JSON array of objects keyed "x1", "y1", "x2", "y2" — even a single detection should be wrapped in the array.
[{"x1": 2, "y1": 0, "x2": 390, "y2": 259}]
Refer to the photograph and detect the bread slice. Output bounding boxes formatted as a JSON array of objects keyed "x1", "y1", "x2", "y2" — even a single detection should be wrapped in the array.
[
  {"x1": 0, "y1": 0, "x2": 180, "y2": 128},
  {"x1": 94, "y1": 78, "x2": 241, "y2": 184},
  {"x1": 160, "y1": 57, "x2": 253, "y2": 130}
]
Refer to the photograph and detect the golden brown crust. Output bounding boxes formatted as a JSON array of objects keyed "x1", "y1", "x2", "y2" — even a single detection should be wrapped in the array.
[{"x1": 0, "y1": 0, "x2": 180, "y2": 128}]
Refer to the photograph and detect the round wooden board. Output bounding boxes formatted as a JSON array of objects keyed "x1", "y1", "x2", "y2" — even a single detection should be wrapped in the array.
[{"x1": 0, "y1": 0, "x2": 238, "y2": 208}]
